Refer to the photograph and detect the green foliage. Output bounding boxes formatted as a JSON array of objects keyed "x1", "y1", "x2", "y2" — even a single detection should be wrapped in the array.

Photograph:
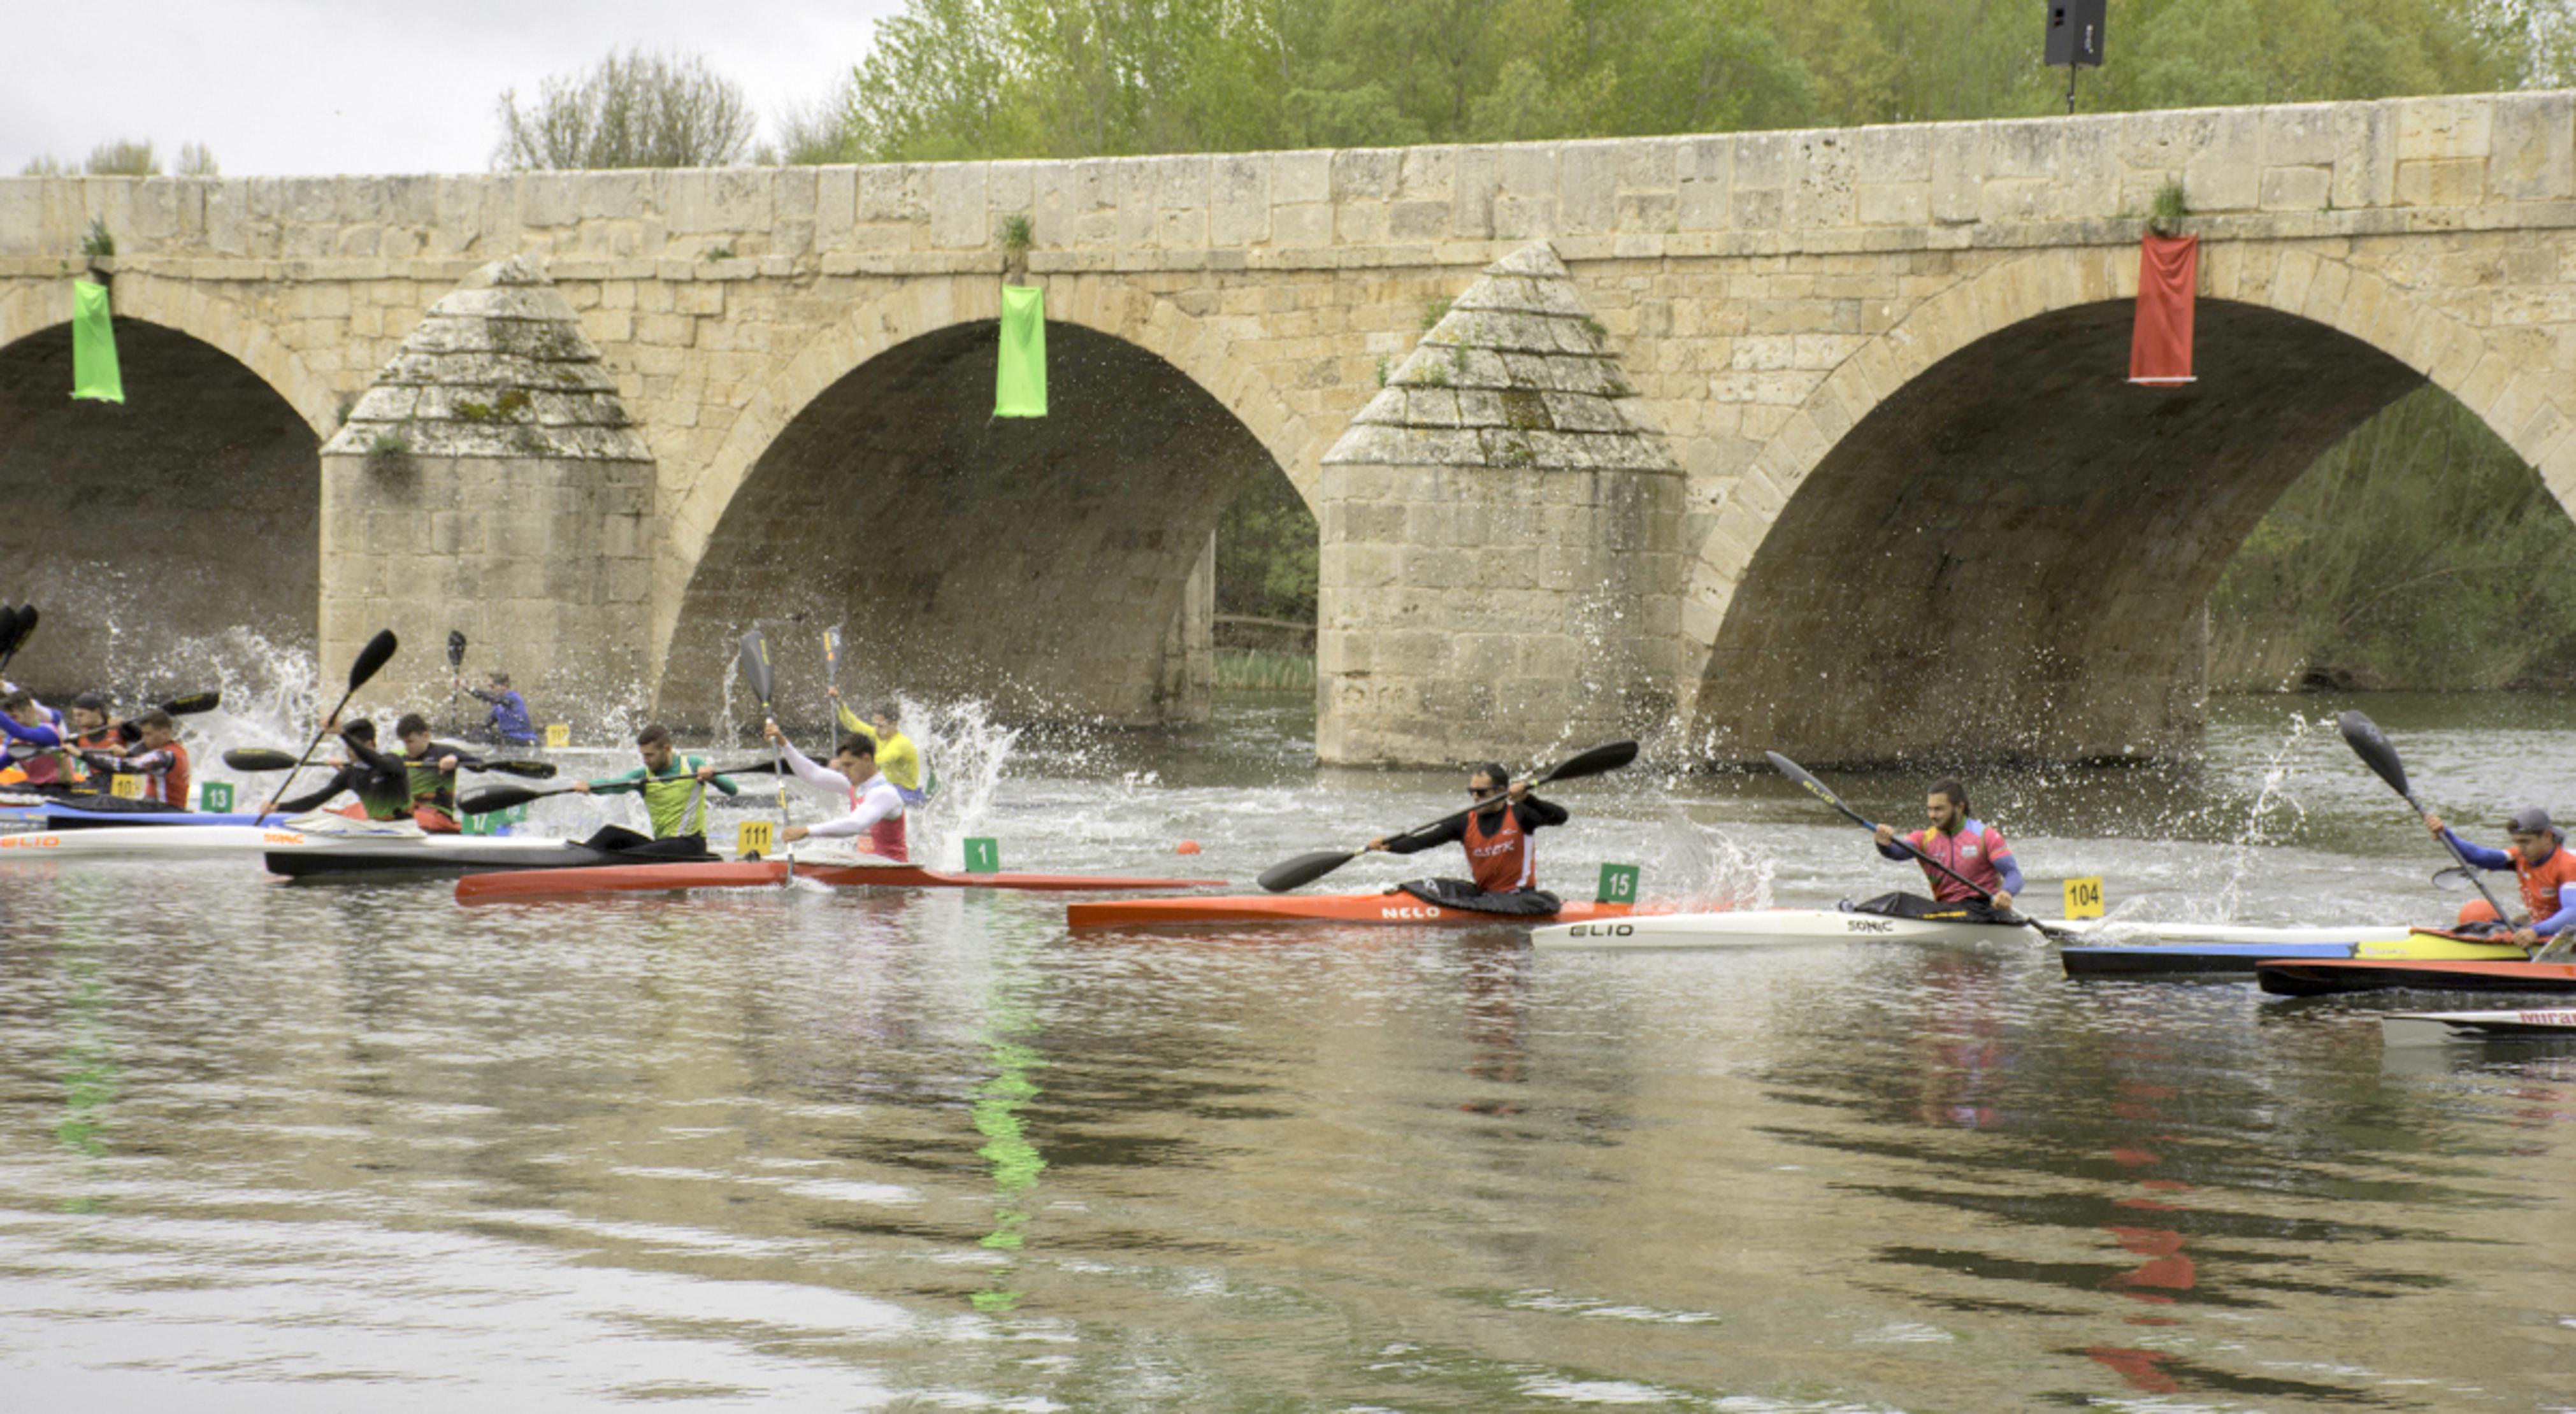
[
  {"x1": 18, "y1": 154, "x2": 67, "y2": 176},
  {"x1": 2211, "y1": 386, "x2": 2576, "y2": 690},
  {"x1": 80, "y1": 217, "x2": 113, "y2": 259},
  {"x1": 1213, "y1": 648, "x2": 1316, "y2": 693},
  {"x1": 494, "y1": 48, "x2": 759, "y2": 170},
  {"x1": 175, "y1": 142, "x2": 219, "y2": 177},
  {"x1": 1216, "y1": 459, "x2": 1318, "y2": 628},
  {"x1": 2150, "y1": 178, "x2": 2188, "y2": 230},
  {"x1": 1000, "y1": 213, "x2": 1035, "y2": 252},
  {"x1": 83, "y1": 139, "x2": 157, "y2": 176}
]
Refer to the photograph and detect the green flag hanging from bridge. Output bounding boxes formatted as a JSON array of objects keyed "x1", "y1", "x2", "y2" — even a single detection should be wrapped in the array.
[
  {"x1": 995, "y1": 285, "x2": 1046, "y2": 418},
  {"x1": 71, "y1": 279, "x2": 124, "y2": 403}
]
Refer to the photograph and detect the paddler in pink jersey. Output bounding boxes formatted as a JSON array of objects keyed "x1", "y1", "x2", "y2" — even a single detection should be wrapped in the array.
[
  {"x1": 1871, "y1": 776, "x2": 2021, "y2": 910},
  {"x1": 763, "y1": 720, "x2": 909, "y2": 862}
]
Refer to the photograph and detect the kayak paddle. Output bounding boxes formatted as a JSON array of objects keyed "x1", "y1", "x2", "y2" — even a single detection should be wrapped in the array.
[
  {"x1": 1256, "y1": 739, "x2": 1639, "y2": 894},
  {"x1": 447, "y1": 629, "x2": 468, "y2": 734},
  {"x1": 823, "y1": 624, "x2": 842, "y2": 736},
  {"x1": 2338, "y1": 710, "x2": 2531, "y2": 950},
  {"x1": 254, "y1": 629, "x2": 398, "y2": 828},
  {"x1": 107, "y1": 691, "x2": 226, "y2": 742},
  {"x1": 1766, "y1": 750, "x2": 2066, "y2": 941},
  {"x1": 0, "y1": 604, "x2": 36, "y2": 675},
  {"x1": 224, "y1": 746, "x2": 552, "y2": 778},
  {"x1": 740, "y1": 627, "x2": 795, "y2": 883},
  {"x1": 458, "y1": 760, "x2": 777, "y2": 817}
]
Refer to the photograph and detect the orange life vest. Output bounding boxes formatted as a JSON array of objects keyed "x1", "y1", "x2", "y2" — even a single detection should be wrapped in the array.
[{"x1": 1463, "y1": 804, "x2": 1534, "y2": 894}]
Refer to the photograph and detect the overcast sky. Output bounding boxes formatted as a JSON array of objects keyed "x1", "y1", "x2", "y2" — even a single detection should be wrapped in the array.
[{"x1": 0, "y1": 0, "x2": 908, "y2": 177}]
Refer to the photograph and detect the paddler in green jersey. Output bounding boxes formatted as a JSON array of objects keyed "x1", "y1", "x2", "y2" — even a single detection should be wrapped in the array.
[
  {"x1": 393, "y1": 711, "x2": 482, "y2": 832},
  {"x1": 571, "y1": 722, "x2": 736, "y2": 852},
  {"x1": 827, "y1": 689, "x2": 927, "y2": 804}
]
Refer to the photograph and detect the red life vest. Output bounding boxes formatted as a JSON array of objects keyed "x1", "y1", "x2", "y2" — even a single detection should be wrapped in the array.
[
  {"x1": 2510, "y1": 843, "x2": 2576, "y2": 925},
  {"x1": 1464, "y1": 804, "x2": 1534, "y2": 894},
  {"x1": 1906, "y1": 820, "x2": 2009, "y2": 903},
  {"x1": 843, "y1": 776, "x2": 909, "y2": 863},
  {"x1": 149, "y1": 741, "x2": 191, "y2": 810}
]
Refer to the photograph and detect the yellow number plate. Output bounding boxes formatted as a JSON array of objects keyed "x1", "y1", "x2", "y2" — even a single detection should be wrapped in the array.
[
  {"x1": 544, "y1": 724, "x2": 571, "y2": 748},
  {"x1": 737, "y1": 819, "x2": 774, "y2": 859},
  {"x1": 2062, "y1": 875, "x2": 2106, "y2": 920},
  {"x1": 110, "y1": 773, "x2": 147, "y2": 800}
]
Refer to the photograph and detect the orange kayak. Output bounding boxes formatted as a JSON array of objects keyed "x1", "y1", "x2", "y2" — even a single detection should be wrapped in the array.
[
  {"x1": 1066, "y1": 891, "x2": 1636, "y2": 930},
  {"x1": 458, "y1": 859, "x2": 1226, "y2": 903},
  {"x1": 2256, "y1": 958, "x2": 2576, "y2": 997}
]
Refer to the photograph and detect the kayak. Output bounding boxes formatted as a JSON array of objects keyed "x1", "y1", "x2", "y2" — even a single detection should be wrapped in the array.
[
  {"x1": 2064, "y1": 927, "x2": 2519, "y2": 978},
  {"x1": 268, "y1": 838, "x2": 652, "y2": 880},
  {"x1": 1065, "y1": 892, "x2": 1635, "y2": 930},
  {"x1": 0, "y1": 816, "x2": 440, "y2": 859},
  {"x1": 1, "y1": 801, "x2": 278, "y2": 830},
  {"x1": 458, "y1": 859, "x2": 1228, "y2": 903},
  {"x1": 2382, "y1": 1007, "x2": 2576, "y2": 1045},
  {"x1": 1530, "y1": 908, "x2": 2064, "y2": 950},
  {"x1": 2256, "y1": 957, "x2": 2576, "y2": 997}
]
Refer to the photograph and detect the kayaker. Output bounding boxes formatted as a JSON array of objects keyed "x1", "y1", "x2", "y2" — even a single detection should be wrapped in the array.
[
  {"x1": 1872, "y1": 777, "x2": 2021, "y2": 912},
  {"x1": 0, "y1": 689, "x2": 73, "y2": 787},
  {"x1": 763, "y1": 720, "x2": 907, "y2": 862},
  {"x1": 459, "y1": 671, "x2": 540, "y2": 748},
  {"x1": 263, "y1": 718, "x2": 414, "y2": 820},
  {"x1": 828, "y1": 689, "x2": 928, "y2": 805},
  {"x1": 1364, "y1": 762, "x2": 1568, "y2": 914},
  {"x1": 392, "y1": 712, "x2": 480, "y2": 832},
  {"x1": 80, "y1": 710, "x2": 192, "y2": 810},
  {"x1": 2424, "y1": 807, "x2": 2576, "y2": 950},
  {"x1": 570, "y1": 723, "x2": 735, "y2": 854}
]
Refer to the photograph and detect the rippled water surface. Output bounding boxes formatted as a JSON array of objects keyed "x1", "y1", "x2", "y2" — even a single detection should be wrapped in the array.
[{"x1": 4, "y1": 693, "x2": 2574, "y2": 1411}]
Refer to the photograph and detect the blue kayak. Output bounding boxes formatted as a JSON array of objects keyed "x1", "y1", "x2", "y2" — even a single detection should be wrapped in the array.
[{"x1": 2063, "y1": 941, "x2": 2354, "y2": 977}]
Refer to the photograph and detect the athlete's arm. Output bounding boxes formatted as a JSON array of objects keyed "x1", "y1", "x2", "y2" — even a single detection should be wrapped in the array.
[
  {"x1": 1875, "y1": 829, "x2": 1917, "y2": 864},
  {"x1": 1379, "y1": 815, "x2": 1468, "y2": 855},
  {"x1": 1990, "y1": 851, "x2": 2026, "y2": 897},
  {"x1": 1515, "y1": 797, "x2": 1569, "y2": 830},
  {"x1": 803, "y1": 782, "x2": 898, "y2": 839},
  {"x1": 777, "y1": 736, "x2": 854, "y2": 796},
  {"x1": 273, "y1": 764, "x2": 359, "y2": 815},
  {"x1": 2535, "y1": 887, "x2": 2576, "y2": 936},
  {"x1": 2440, "y1": 829, "x2": 2515, "y2": 871},
  {"x1": 583, "y1": 766, "x2": 650, "y2": 796},
  {"x1": 0, "y1": 714, "x2": 66, "y2": 748}
]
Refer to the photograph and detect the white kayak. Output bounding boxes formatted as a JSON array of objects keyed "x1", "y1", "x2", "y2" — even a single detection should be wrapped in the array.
[
  {"x1": 0, "y1": 815, "x2": 559, "y2": 860},
  {"x1": 1531, "y1": 908, "x2": 2076, "y2": 950},
  {"x1": 2382, "y1": 1008, "x2": 2576, "y2": 1046}
]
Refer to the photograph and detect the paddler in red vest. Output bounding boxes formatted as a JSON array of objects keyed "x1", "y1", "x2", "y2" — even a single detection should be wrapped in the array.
[
  {"x1": 1365, "y1": 761, "x2": 1569, "y2": 908},
  {"x1": 81, "y1": 709, "x2": 192, "y2": 810},
  {"x1": 1872, "y1": 776, "x2": 2021, "y2": 911},
  {"x1": 2424, "y1": 806, "x2": 2576, "y2": 951},
  {"x1": 763, "y1": 720, "x2": 908, "y2": 862}
]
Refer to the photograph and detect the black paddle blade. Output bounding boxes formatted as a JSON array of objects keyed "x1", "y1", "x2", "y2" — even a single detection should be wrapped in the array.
[
  {"x1": 1765, "y1": 750, "x2": 1838, "y2": 806},
  {"x1": 0, "y1": 606, "x2": 18, "y2": 656},
  {"x1": 2336, "y1": 711, "x2": 2411, "y2": 799},
  {"x1": 447, "y1": 629, "x2": 467, "y2": 668},
  {"x1": 458, "y1": 782, "x2": 547, "y2": 816},
  {"x1": 738, "y1": 629, "x2": 775, "y2": 710},
  {"x1": 220, "y1": 748, "x2": 300, "y2": 771},
  {"x1": 161, "y1": 691, "x2": 221, "y2": 716},
  {"x1": 1258, "y1": 849, "x2": 1360, "y2": 894},
  {"x1": 1537, "y1": 739, "x2": 1639, "y2": 785},
  {"x1": 349, "y1": 629, "x2": 399, "y2": 690},
  {"x1": 4, "y1": 604, "x2": 34, "y2": 657},
  {"x1": 481, "y1": 759, "x2": 558, "y2": 779}
]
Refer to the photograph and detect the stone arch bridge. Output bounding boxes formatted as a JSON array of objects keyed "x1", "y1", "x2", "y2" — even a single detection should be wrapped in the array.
[{"x1": 3, "y1": 90, "x2": 2572, "y2": 764}]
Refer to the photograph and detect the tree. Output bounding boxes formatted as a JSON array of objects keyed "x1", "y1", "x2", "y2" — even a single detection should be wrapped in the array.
[
  {"x1": 83, "y1": 139, "x2": 158, "y2": 176},
  {"x1": 494, "y1": 49, "x2": 760, "y2": 170},
  {"x1": 176, "y1": 141, "x2": 219, "y2": 177}
]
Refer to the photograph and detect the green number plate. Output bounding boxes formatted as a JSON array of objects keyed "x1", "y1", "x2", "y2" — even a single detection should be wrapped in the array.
[
  {"x1": 963, "y1": 837, "x2": 1001, "y2": 874},
  {"x1": 1597, "y1": 862, "x2": 1641, "y2": 904},
  {"x1": 199, "y1": 780, "x2": 235, "y2": 813}
]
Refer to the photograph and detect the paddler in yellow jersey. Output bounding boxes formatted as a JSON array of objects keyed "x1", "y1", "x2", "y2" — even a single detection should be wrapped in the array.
[
  {"x1": 827, "y1": 689, "x2": 926, "y2": 805},
  {"x1": 570, "y1": 723, "x2": 736, "y2": 855}
]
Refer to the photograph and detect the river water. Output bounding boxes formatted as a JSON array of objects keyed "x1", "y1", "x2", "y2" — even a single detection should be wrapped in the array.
[{"x1": 3, "y1": 692, "x2": 2572, "y2": 1411}]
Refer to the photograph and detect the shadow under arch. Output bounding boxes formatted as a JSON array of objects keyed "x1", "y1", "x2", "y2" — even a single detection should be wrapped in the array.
[
  {"x1": 0, "y1": 318, "x2": 319, "y2": 693},
  {"x1": 655, "y1": 318, "x2": 1283, "y2": 729},
  {"x1": 1690, "y1": 296, "x2": 2454, "y2": 764}
]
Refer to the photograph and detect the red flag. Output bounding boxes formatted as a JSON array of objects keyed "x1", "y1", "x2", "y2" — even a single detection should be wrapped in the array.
[{"x1": 2129, "y1": 233, "x2": 2198, "y2": 385}]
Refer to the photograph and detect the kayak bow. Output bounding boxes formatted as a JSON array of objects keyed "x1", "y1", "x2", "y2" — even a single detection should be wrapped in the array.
[
  {"x1": 457, "y1": 859, "x2": 1227, "y2": 903},
  {"x1": 1066, "y1": 891, "x2": 1634, "y2": 930}
]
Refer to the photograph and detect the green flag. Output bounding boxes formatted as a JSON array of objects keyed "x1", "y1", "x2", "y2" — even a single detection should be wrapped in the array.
[
  {"x1": 71, "y1": 280, "x2": 124, "y2": 404},
  {"x1": 995, "y1": 284, "x2": 1046, "y2": 418}
]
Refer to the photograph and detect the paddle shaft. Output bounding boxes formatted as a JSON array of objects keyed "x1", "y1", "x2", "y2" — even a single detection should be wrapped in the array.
[
  {"x1": 1257, "y1": 740, "x2": 1639, "y2": 893},
  {"x1": 1766, "y1": 751, "x2": 2064, "y2": 938},
  {"x1": 254, "y1": 629, "x2": 398, "y2": 829},
  {"x1": 254, "y1": 686, "x2": 366, "y2": 828}
]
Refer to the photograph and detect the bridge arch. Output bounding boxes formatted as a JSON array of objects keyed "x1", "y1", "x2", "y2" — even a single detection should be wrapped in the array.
[
  {"x1": 652, "y1": 275, "x2": 1323, "y2": 727},
  {"x1": 1683, "y1": 244, "x2": 2568, "y2": 762},
  {"x1": 0, "y1": 278, "x2": 330, "y2": 693}
]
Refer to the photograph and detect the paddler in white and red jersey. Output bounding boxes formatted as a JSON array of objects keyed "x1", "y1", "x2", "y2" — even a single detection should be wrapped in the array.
[
  {"x1": 1365, "y1": 761, "x2": 1569, "y2": 903},
  {"x1": 1872, "y1": 776, "x2": 2021, "y2": 910},
  {"x1": 763, "y1": 719, "x2": 908, "y2": 862}
]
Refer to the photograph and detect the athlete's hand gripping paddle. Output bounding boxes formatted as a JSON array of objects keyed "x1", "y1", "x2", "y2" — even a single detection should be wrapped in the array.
[
  {"x1": 2336, "y1": 711, "x2": 2536, "y2": 952},
  {"x1": 739, "y1": 628, "x2": 795, "y2": 887},
  {"x1": 1766, "y1": 750, "x2": 2066, "y2": 942},
  {"x1": 255, "y1": 629, "x2": 398, "y2": 827},
  {"x1": 457, "y1": 760, "x2": 777, "y2": 817},
  {"x1": 1256, "y1": 739, "x2": 1639, "y2": 894}
]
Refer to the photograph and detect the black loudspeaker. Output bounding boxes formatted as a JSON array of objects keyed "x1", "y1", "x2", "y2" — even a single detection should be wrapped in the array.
[{"x1": 2045, "y1": 0, "x2": 2106, "y2": 68}]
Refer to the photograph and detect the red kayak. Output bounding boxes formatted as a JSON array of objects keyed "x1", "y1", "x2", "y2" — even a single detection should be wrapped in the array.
[
  {"x1": 458, "y1": 859, "x2": 1226, "y2": 903},
  {"x1": 1067, "y1": 891, "x2": 1636, "y2": 930},
  {"x1": 2256, "y1": 957, "x2": 2576, "y2": 997}
]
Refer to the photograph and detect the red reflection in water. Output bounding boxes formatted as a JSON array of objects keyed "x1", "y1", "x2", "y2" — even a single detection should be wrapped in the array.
[
  {"x1": 2083, "y1": 1345, "x2": 2180, "y2": 1393},
  {"x1": 2089, "y1": 1070, "x2": 2199, "y2": 1392}
]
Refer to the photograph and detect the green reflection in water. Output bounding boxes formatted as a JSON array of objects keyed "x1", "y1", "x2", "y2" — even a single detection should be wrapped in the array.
[
  {"x1": 55, "y1": 941, "x2": 117, "y2": 1211},
  {"x1": 969, "y1": 957, "x2": 1048, "y2": 1312}
]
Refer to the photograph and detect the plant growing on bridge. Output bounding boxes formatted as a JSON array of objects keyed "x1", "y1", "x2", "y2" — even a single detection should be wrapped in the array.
[
  {"x1": 80, "y1": 218, "x2": 113, "y2": 259},
  {"x1": 2150, "y1": 179, "x2": 2189, "y2": 234},
  {"x1": 1000, "y1": 214, "x2": 1033, "y2": 253}
]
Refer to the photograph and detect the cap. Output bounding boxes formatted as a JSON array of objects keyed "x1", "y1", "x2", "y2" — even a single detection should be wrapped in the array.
[{"x1": 2505, "y1": 806, "x2": 2561, "y2": 839}]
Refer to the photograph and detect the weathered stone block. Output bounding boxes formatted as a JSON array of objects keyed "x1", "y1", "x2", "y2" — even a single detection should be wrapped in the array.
[
  {"x1": 2399, "y1": 96, "x2": 2493, "y2": 162},
  {"x1": 928, "y1": 164, "x2": 988, "y2": 248},
  {"x1": 2261, "y1": 166, "x2": 2332, "y2": 211},
  {"x1": 2490, "y1": 91, "x2": 2575, "y2": 202},
  {"x1": 2184, "y1": 109, "x2": 2260, "y2": 211},
  {"x1": 1210, "y1": 154, "x2": 1270, "y2": 246}
]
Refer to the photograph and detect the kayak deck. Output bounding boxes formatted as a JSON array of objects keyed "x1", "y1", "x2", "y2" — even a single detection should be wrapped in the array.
[
  {"x1": 2382, "y1": 1008, "x2": 2576, "y2": 1044},
  {"x1": 458, "y1": 859, "x2": 1227, "y2": 902},
  {"x1": 1065, "y1": 892, "x2": 1634, "y2": 930},
  {"x1": 2064, "y1": 932, "x2": 2523, "y2": 978}
]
